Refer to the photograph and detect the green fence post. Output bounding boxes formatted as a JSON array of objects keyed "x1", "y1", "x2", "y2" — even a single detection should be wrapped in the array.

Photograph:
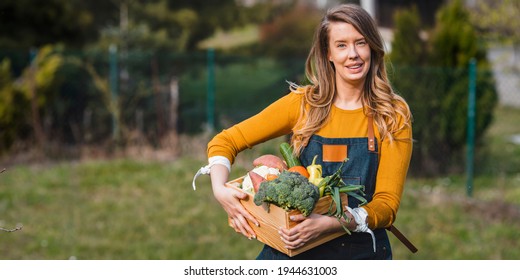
[
  {"x1": 207, "y1": 48, "x2": 215, "y2": 132},
  {"x1": 109, "y1": 44, "x2": 119, "y2": 142},
  {"x1": 466, "y1": 58, "x2": 477, "y2": 197}
]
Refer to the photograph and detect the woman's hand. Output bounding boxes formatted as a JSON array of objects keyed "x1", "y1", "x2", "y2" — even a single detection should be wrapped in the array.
[
  {"x1": 279, "y1": 212, "x2": 356, "y2": 249},
  {"x1": 213, "y1": 184, "x2": 259, "y2": 239},
  {"x1": 210, "y1": 164, "x2": 258, "y2": 239},
  {"x1": 278, "y1": 214, "x2": 333, "y2": 249}
]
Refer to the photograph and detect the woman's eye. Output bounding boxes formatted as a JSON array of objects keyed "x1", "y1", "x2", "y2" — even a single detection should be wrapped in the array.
[{"x1": 357, "y1": 40, "x2": 367, "y2": 46}]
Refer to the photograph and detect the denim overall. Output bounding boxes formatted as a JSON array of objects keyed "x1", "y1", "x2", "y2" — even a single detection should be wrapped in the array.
[{"x1": 256, "y1": 117, "x2": 392, "y2": 260}]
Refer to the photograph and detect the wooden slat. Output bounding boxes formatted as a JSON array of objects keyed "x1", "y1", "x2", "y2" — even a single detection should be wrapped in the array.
[{"x1": 225, "y1": 176, "x2": 349, "y2": 256}]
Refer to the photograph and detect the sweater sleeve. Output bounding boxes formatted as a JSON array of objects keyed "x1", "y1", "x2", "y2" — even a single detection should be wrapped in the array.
[
  {"x1": 363, "y1": 115, "x2": 413, "y2": 229},
  {"x1": 207, "y1": 92, "x2": 302, "y2": 164}
]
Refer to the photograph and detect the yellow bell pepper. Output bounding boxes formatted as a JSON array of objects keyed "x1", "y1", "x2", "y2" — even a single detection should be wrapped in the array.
[{"x1": 307, "y1": 155, "x2": 323, "y2": 186}]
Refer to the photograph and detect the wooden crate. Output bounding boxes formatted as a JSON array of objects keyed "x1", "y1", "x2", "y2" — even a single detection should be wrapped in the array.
[{"x1": 225, "y1": 176, "x2": 348, "y2": 257}]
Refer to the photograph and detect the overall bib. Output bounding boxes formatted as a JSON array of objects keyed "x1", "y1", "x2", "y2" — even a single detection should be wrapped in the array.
[{"x1": 256, "y1": 117, "x2": 392, "y2": 260}]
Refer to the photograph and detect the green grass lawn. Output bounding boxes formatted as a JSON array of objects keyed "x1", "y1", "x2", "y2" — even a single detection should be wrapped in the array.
[{"x1": 1, "y1": 106, "x2": 519, "y2": 259}]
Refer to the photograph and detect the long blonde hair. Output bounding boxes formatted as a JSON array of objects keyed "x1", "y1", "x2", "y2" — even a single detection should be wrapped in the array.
[{"x1": 291, "y1": 4, "x2": 411, "y2": 155}]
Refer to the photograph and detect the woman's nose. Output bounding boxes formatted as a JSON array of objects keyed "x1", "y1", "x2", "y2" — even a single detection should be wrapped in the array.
[{"x1": 347, "y1": 45, "x2": 359, "y2": 59}]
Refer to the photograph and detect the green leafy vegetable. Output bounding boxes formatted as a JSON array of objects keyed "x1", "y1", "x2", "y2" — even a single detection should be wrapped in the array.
[{"x1": 253, "y1": 170, "x2": 319, "y2": 216}]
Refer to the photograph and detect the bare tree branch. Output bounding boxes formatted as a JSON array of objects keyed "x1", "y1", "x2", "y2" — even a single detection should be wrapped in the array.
[{"x1": 0, "y1": 224, "x2": 23, "y2": 233}]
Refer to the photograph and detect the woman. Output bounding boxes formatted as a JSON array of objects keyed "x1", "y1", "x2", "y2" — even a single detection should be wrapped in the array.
[{"x1": 201, "y1": 4, "x2": 412, "y2": 259}]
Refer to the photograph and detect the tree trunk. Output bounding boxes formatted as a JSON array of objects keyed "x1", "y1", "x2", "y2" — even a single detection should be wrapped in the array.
[
  {"x1": 160, "y1": 76, "x2": 180, "y2": 156},
  {"x1": 29, "y1": 56, "x2": 45, "y2": 149}
]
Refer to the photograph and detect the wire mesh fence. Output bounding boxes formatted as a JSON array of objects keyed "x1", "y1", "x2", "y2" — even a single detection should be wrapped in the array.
[{"x1": 1, "y1": 47, "x2": 517, "y2": 175}]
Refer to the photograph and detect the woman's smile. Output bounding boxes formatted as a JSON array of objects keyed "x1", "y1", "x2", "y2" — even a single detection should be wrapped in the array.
[{"x1": 345, "y1": 62, "x2": 364, "y2": 72}]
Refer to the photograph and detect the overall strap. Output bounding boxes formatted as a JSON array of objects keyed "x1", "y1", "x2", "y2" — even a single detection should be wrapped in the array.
[{"x1": 367, "y1": 116, "x2": 376, "y2": 152}]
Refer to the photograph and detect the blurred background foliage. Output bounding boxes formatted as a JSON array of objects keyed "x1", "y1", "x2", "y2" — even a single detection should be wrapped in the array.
[
  {"x1": 1, "y1": 0, "x2": 515, "y2": 176},
  {"x1": 389, "y1": 1, "x2": 498, "y2": 175},
  {"x1": 0, "y1": 0, "x2": 519, "y2": 260}
]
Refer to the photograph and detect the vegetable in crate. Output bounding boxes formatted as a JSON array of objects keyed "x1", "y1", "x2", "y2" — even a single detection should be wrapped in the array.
[
  {"x1": 279, "y1": 142, "x2": 302, "y2": 168},
  {"x1": 240, "y1": 155, "x2": 284, "y2": 194},
  {"x1": 253, "y1": 154, "x2": 287, "y2": 170},
  {"x1": 315, "y1": 158, "x2": 367, "y2": 234},
  {"x1": 280, "y1": 142, "x2": 310, "y2": 177},
  {"x1": 253, "y1": 170, "x2": 320, "y2": 216},
  {"x1": 307, "y1": 155, "x2": 324, "y2": 187}
]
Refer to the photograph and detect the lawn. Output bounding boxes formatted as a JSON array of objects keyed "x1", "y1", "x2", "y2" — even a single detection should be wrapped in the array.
[{"x1": 1, "y1": 106, "x2": 519, "y2": 259}]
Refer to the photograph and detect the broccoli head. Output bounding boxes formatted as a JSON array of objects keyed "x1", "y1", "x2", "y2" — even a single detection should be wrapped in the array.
[{"x1": 253, "y1": 170, "x2": 320, "y2": 216}]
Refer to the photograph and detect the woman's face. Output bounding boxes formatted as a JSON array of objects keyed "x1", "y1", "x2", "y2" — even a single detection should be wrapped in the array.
[{"x1": 327, "y1": 21, "x2": 371, "y2": 87}]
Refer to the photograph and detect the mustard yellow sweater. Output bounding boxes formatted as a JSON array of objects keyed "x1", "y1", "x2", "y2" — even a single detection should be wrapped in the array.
[{"x1": 207, "y1": 91, "x2": 413, "y2": 229}]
